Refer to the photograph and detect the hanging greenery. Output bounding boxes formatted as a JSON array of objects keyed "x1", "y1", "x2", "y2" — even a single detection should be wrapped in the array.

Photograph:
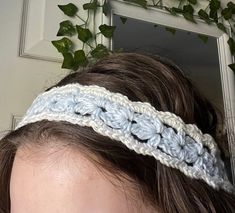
[{"x1": 52, "y1": 0, "x2": 235, "y2": 72}]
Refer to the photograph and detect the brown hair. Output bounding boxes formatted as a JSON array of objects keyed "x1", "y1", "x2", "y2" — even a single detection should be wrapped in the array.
[{"x1": 1, "y1": 53, "x2": 235, "y2": 213}]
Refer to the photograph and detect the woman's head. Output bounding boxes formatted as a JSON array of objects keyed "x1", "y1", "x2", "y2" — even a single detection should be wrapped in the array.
[{"x1": 1, "y1": 53, "x2": 235, "y2": 213}]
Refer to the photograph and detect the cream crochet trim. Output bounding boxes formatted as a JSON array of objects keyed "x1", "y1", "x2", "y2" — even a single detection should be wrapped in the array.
[{"x1": 16, "y1": 83, "x2": 235, "y2": 194}]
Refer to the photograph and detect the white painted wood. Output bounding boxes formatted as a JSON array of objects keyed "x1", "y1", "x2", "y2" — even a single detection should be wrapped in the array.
[
  {"x1": 20, "y1": 0, "x2": 104, "y2": 62},
  {"x1": 108, "y1": 0, "x2": 235, "y2": 183},
  {"x1": 0, "y1": 0, "x2": 69, "y2": 134},
  {"x1": 11, "y1": 115, "x2": 22, "y2": 130},
  {"x1": 0, "y1": 0, "x2": 106, "y2": 135}
]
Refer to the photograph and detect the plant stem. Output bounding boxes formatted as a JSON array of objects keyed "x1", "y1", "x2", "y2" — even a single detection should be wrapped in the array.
[
  {"x1": 85, "y1": 9, "x2": 90, "y2": 28},
  {"x1": 93, "y1": 7, "x2": 98, "y2": 46},
  {"x1": 228, "y1": 19, "x2": 235, "y2": 35},
  {"x1": 155, "y1": 0, "x2": 162, "y2": 6},
  {"x1": 204, "y1": 3, "x2": 210, "y2": 12},
  {"x1": 178, "y1": 0, "x2": 184, "y2": 9},
  {"x1": 86, "y1": 41, "x2": 95, "y2": 50},
  {"x1": 75, "y1": 14, "x2": 86, "y2": 23}
]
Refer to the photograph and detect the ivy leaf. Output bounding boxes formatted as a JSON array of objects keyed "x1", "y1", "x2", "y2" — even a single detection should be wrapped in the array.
[
  {"x1": 91, "y1": 44, "x2": 109, "y2": 59},
  {"x1": 183, "y1": 12, "x2": 196, "y2": 23},
  {"x1": 57, "y1": 20, "x2": 76, "y2": 37},
  {"x1": 198, "y1": 34, "x2": 209, "y2": 43},
  {"x1": 102, "y1": 0, "x2": 109, "y2": 16},
  {"x1": 74, "y1": 50, "x2": 88, "y2": 67},
  {"x1": 198, "y1": 9, "x2": 211, "y2": 24},
  {"x1": 76, "y1": 26, "x2": 93, "y2": 43},
  {"x1": 188, "y1": 0, "x2": 197, "y2": 5},
  {"x1": 62, "y1": 52, "x2": 74, "y2": 69},
  {"x1": 120, "y1": 17, "x2": 127, "y2": 24},
  {"x1": 123, "y1": 0, "x2": 147, "y2": 9},
  {"x1": 51, "y1": 37, "x2": 73, "y2": 53},
  {"x1": 227, "y1": 2, "x2": 235, "y2": 8},
  {"x1": 182, "y1": 5, "x2": 196, "y2": 23},
  {"x1": 165, "y1": 27, "x2": 176, "y2": 34},
  {"x1": 216, "y1": 23, "x2": 227, "y2": 33},
  {"x1": 183, "y1": 4, "x2": 194, "y2": 14},
  {"x1": 99, "y1": 24, "x2": 116, "y2": 38},
  {"x1": 227, "y1": 37, "x2": 235, "y2": 55},
  {"x1": 227, "y1": 2, "x2": 235, "y2": 13},
  {"x1": 221, "y1": 8, "x2": 233, "y2": 20},
  {"x1": 228, "y1": 63, "x2": 235, "y2": 72},
  {"x1": 209, "y1": 0, "x2": 220, "y2": 10},
  {"x1": 83, "y1": 0, "x2": 99, "y2": 11},
  {"x1": 58, "y1": 3, "x2": 78, "y2": 17},
  {"x1": 209, "y1": 0, "x2": 220, "y2": 22}
]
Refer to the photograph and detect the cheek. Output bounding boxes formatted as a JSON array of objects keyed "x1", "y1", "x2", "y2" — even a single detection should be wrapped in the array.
[{"x1": 10, "y1": 147, "x2": 138, "y2": 213}]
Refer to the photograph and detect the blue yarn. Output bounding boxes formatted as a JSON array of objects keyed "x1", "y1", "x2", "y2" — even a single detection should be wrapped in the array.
[{"x1": 22, "y1": 88, "x2": 222, "y2": 179}]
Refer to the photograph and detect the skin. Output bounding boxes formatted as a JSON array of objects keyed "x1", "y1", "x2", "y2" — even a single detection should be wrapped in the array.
[{"x1": 10, "y1": 141, "x2": 156, "y2": 213}]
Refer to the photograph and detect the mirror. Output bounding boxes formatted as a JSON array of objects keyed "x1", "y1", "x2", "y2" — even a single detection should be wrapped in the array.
[{"x1": 112, "y1": 14, "x2": 233, "y2": 181}]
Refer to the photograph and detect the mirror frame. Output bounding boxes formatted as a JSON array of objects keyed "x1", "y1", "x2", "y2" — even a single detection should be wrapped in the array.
[{"x1": 101, "y1": 0, "x2": 235, "y2": 183}]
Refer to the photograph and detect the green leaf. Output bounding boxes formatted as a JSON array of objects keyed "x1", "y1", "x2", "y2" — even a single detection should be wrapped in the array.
[
  {"x1": 99, "y1": 24, "x2": 116, "y2": 38},
  {"x1": 227, "y1": 1, "x2": 235, "y2": 8},
  {"x1": 91, "y1": 44, "x2": 109, "y2": 59},
  {"x1": 198, "y1": 9, "x2": 211, "y2": 24},
  {"x1": 209, "y1": 0, "x2": 220, "y2": 22},
  {"x1": 183, "y1": 12, "x2": 196, "y2": 23},
  {"x1": 51, "y1": 37, "x2": 73, "y2": 53},
  {"x1": 182, "y1": 5, "x2": 196, "y2": 23},
  {"x1": 58, "y1": 3, "x2": 78, "y2": 17},
  {"x1": 209, "y1": 0, "x2": 220, "y2": 10},
  {"x1": 188, "y1": 0, "x2": 197, "y2": 5},
  {"x1": 57, "y1": 20, "x2": 76, "y2": 37},
  {"x1": 123, "y1": 0, "x2": 147, "y2": 9},
  {"x1": 198, "y1": 34, "x2": 209, "y2": 43},
  {"x1": 102, "y1": 0, "x2": 109, "y2": 16},
  {"x1": 228, "y1": 63, "x2": 235, "y2": 72},
  {"x1": 221, "y1": 8, "x2": 233, "y2": 20},
  {"x1": 227, "y1": 2, "x2": 235, "y2": 14},
  {"x1": 74, "y1": 50, "x2": 88, "y2": 67},
  {"x1": 62, "y1": 52, "x2": 74, "y2": 69},
  {"x1": 76, "y1": 26, "x2": 93, "y2": 43},
  {"x1": 83, "y1": 0, "x2": 99, "y2": 11},
  {"x1": 165, "y1": 27, "x2": 176, "y2": 34},
  {"x1": 120, "y1": 17, "x2": 127, "y2": 24},
  {"x1": 183, "y1": 4, "x2": 194, "y2": 14},
  {"x1": 216, "y1": 23, "x2": 227, "y2": 33},
  {"x1": 227, "y1": 37, "x2": 235, "y2": 54}
]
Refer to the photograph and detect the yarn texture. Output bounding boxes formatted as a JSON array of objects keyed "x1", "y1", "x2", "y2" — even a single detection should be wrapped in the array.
[{"x1": 16, "y1": 83, "x2": 235, "y2": 194}]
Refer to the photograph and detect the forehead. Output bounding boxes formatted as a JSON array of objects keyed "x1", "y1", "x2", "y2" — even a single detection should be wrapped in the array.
[{"x1": 10, "y1": 143, "x2": 140, "y2": 213}]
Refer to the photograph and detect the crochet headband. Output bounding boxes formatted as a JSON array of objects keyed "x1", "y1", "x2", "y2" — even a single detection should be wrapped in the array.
[{"x1": 16, "y1": 83, "x2": 235, "y2": 194}]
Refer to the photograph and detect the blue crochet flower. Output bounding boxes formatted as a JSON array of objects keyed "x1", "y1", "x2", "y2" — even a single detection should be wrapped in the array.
[
  {"x1": 130, "y1": 114, "x2": 164, "y2": 141},
  {"x1": 50, "y1": 93, "x2": 76, "y2": 113},
  {"x1": 99, "y1": 102, "x2": 134, "y2": 132}
]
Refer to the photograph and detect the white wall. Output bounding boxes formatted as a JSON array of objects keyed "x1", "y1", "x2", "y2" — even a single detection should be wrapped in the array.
[{"x1": 0, "y1": 0, "x2": 68, "y2": 134}]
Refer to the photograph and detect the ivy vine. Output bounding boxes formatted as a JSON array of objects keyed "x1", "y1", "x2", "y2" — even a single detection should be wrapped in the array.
[{"x1": 52, "y1": 0, "x2": 235, "y2": 72}]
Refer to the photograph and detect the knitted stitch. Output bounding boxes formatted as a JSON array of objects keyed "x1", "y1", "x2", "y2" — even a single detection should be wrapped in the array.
[{"x1": 16, "y1": 83, "x2": 235, "y2": 194}]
